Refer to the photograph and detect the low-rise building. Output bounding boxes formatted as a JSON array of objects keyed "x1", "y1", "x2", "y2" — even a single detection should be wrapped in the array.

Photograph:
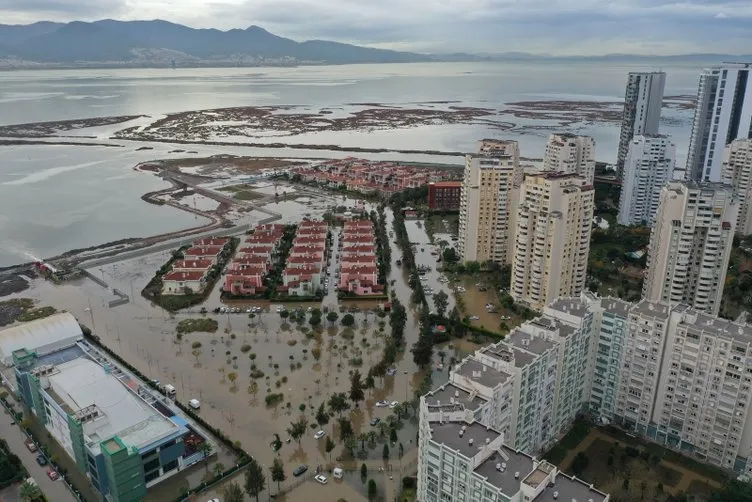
[
  {"x1": 428, "y1": 181, "x2": 462, "y2": 211},
  {"x1": 162, "y1": 271, "x2": 207, "y2": 295}
]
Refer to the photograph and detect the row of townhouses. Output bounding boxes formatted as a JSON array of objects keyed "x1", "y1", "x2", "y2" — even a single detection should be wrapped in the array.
[
  {"x1": 338, "y1": 219, "x2": 383, "y2": 296},
  {"x1": 279, "y1": 220, "x2": 328, "y2": 297},
  {"x1": 161, "y1": 237, "x2": 230, "y2": 295},
  {"x1": 223, "y1": 224, "x2": 286, "y2": 295}
]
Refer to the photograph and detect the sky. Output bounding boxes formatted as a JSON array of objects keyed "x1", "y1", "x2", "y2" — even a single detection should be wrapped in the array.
[{"x1": 1, "y1": 0, "x2": 751, "y2": 55}]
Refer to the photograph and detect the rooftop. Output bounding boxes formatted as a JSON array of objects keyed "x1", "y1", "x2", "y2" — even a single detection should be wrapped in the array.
[
  {"x1": 46, "y1": 357, "x2": 179, "y2": 454},
  {"x1": 601, "y1": 297, "x2": 631, "y2": 318},
  {"x1": 534, "y1": 472, "x2": 608, "y2": 502},
  {"x1": 454, "y1": 357, "x2": 510, "y2": 388},
  {"x1": 475, "y1": 446, "x2": 534, "y2": 497},
  {"x1": 163, "y1": 271, "x2": 205, "y2": 282},
  {"x1": 630, "y1": 300, "x2": 671, "y2": 319},
  {"x1": 429, "y1": 420, "x2": 500, "y2": 459},
  {"x1": 547, "y1": 297, "x2": 590, "y2": 319},
  {"x1": 676, "y1": 305, "x2": 752, "y2": 345},
  {"x1": 0, "y1": 313, "x2": 82, "y2": 365},
  {"x1": 425, "y1": 382, "x2": 487, "y2": 411},
  {"x1": 506, "y1": 327, "x2": 556, "y2": 355},
  {"x1": 429, "y1": 181, "x2": 462, "y2": 188}
]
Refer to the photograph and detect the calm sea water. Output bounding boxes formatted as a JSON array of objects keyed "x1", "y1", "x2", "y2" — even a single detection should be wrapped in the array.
[{"x1": 0, "y1": 62, "x2": 706, "y2": 267}]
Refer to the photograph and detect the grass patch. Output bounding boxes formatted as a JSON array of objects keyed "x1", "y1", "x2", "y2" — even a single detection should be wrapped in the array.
[
  {"x1": 233, "y1": 190, "x2": 264, "y2": 201},
  {"x1": 17, "y1": 306, "x2": 57, "y2": 322},
  {"x1": 176, "y1": 318, "x2": 218, "y2": 334}
]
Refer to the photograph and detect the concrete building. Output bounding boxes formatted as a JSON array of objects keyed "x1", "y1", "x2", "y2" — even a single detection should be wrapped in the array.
[
  {"x1": 616, "y1": 72, "x2": 666, "y2": 178},
  {"x1": 643, "y1": 181, "x2": 737, "y2": 315},
  {"x1": 542, "y1": 133, "x2": 596, "y2": 183},
  {"x1": 0, "y1": 313, "x2": 82, "y2": 366},
  {"x1": 511, "y1": 173, "x2": 594, "y2": 311},
  {"x1": 686, "y1": 65, "x2": 752, "y2": 182},
  {"x1": 458, "y1": 139, "x2": 522, "y2": 265},
  {"x1": 427, "y1": 181, "x2": 462, "y2": 211},
  {"x1": 722, "y1": 138, "x2": 752, "y2": 235},
  {"x1": 617, "y1": 135, "x2": 677, "y2": 227},
  {"x1": 4, "y1": 317, "x2": 215, "y2": 502},
  {"x1": 417, "y1": 417, "x2": 609, "y2": 502}
]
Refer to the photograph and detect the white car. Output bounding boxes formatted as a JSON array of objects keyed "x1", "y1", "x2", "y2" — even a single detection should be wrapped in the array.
[
  {"x1": 389, "y1": 401, "x2": 399, "y2": 409},
  {"x1": 375, "y1": 400, "x2": 388, "y2": 408},
  {"x1": 314, "y1": 474, "x2": 328, "y2": 485},
  {"x1": 314, "y1": 430, "x2": 326, "y2": 439}
]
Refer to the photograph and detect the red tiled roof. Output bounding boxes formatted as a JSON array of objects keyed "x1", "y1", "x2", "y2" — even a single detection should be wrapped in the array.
[
  {"x1": 163, "y1": 271, "x2": 206, "y2": 281},
  {"x1": 172, "y1": 259, "x2": 213, "y2": 270},
  {"x1": 430, "y1": 181, "x2": 462, "y2": 188},
  {"x1": 232, "y1": 256, "x2": 268, "y2": 264},
  {"x1": 193, "y1": 237, "x2": 229, "y2": 247},
  {"x1": 185, "y1": 246, "x2": 223, "y2": 256}
]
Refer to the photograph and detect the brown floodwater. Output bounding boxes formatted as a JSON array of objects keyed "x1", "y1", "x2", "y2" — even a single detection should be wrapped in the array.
[{"x1": 11, "y1": 204, "x2": 440, "y2": 501}]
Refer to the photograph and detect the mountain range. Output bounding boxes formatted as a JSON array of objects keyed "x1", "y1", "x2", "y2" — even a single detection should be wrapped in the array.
[{"x1": 0, "y1": 20, "x2": 749, "y2": 67}]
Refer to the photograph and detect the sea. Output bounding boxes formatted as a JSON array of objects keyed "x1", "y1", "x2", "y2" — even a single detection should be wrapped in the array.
[{"x1": 0, "y1": 61, "x2": 706, "y2": 267}]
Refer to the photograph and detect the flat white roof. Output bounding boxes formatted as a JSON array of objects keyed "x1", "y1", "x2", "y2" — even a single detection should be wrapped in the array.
[
  {"x1": 46, "y1": 358, "x2": 178, "y2": 454},
  {"x1": 0, "y1": 312, "x2": 82, "y2": 365}
]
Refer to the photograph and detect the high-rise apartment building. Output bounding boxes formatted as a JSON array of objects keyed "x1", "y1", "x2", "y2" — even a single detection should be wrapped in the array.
[
  {"x1": 542, "y1": 133, "x2": 596, "y2": 183},
  {"x1": 616, "y1": 72, "x2": 666, "y2": 178},
  {"x1": 458, "y1": 139, "x2": 522, "y2": 265},
  {"x1": 643, "y1": 181, "x2": 737, "y2": 315},
  {"x1": 722, "y1": 138, "x2": 752, "y2": 234},
  {"x1": 511, "y1": 173, "x2": 594, "y2": 311},
  {"x1": 617, "y1": 134, "x2": 677, "y2": 226},
  {"x1": 686, "y1": 65, "x2": 752, "y2": 182}
]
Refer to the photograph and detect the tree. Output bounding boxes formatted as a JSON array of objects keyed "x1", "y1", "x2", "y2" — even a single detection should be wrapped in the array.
[
  {"x1": 19, "y1": 481, "x2": 42, "y2": 502},
  {"x1": 280, "y1": 310, "x2": 289, "y2": 321},
  {"x1": 442, "y1": 247, "x2": 459, "y2": 264},
  {"x1": 709, "y1": 480, "x2": 752, "y2": 502},
  {"x1": 227, "y1": 371, "x2": 238, "y2": 390},
  {"x1": 244, "y1": 459, "x2": 266, "y2": 502},
  {"x1": 271, "y1": 457, "x2": 286, "y2": 492},
  {"x1": 342, "y1": 314, "x2": 355, "y2": 327},
  {"x1": 339, "y1": 417, "x2": 354, "y2": 440},
  {"x1": 316, "y1": 402, "x2": 330, "y2": 425},
  {"x1": 364, "y1": 370, "x2": 375, "y2": 394},
  {"x1": 382, "y1": 443, "x2": 390, "y2": 460},
  {"x1": 368, "y1": 478, "x2": 378, "y2": 501},
  {"x1": 220, "y1": 482, "x2": 245, "y2": 502},
  {"x1": 287, "y1": 415, "x2": 308, "y2": 445},
  {"x1": 328, "y1": 392, "x2": 350, "y2": 416},
  {"x1": 309, "y1": 316, "x2": 321, "y2": 328},
  {"x1": 197, "y1": 441, "x2": 212, "y2": 471},
  {"x1": 349, "y1": 369, "x2": 365, "y2": 407},
  {"x1": 360, "y1": 463, "x2": 368, "y2": 483},
  {"x1": 411, "y1": 331, "x2": 433, "y2": 368},
  {"x1": 271, "y1": 433, "x2": 282, "y2": 452},
  {"x1": 570, "y1": 452, "x2": 589, "y2": 476},
  {"x1": 327, "y1": 311, "x2": 339, "y2": 325},
  {"x1": 433, "y1": 290, "x2": 449, "y2": 318},
  {"x1": 325, "y1": 436, "x2": 336, "y2": 461}
]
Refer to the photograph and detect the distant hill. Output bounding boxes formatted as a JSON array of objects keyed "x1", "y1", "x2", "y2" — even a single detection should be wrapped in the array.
[
  {"x1": 0, "y1": 19, "x2": 431, "y2": 65},
  {"x1": 0, "y1": 20, "x2": 748, "y2": 68}
]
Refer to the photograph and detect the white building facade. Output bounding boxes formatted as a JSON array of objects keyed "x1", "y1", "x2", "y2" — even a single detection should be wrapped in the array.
[
  {"x1": 542, "y1": 133, "x2": 596, "y2": 183},
  {"x1": 686, "y1": 65, "x2": 752, "y2": 182},
  {"x1": 722, "y1": 138, "x2": 752, "y2": 235},
  {"x1": 618, "y1": 134, "x2": 676, "y2": 227},
  {"x1": 616, "y1": 72, "x2": 666, "y2": 178}
]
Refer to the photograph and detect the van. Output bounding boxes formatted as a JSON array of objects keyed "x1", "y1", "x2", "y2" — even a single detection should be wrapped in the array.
[
  {"x1": 189, "y1": 399, "x2": 200, "y2": 409},
  {"x1": 333, "y1": 467, "x2": 343, "y2": 479},
  {"x1": 164, "y1": 384, "x2": 176, "y2": 397}
]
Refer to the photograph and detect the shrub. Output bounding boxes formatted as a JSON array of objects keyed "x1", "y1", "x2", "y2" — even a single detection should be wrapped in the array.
[
  {"x1": 265, "y1": 393, "x2": 284, "y2": 406},
  {"x1": 240, "y1": 344, "x2": 251, "y2": 353}
]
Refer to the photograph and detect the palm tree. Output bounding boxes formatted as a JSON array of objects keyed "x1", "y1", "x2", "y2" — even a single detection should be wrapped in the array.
[{"x1": 19, "y1": 481, "x2": 42, "y2": 502}]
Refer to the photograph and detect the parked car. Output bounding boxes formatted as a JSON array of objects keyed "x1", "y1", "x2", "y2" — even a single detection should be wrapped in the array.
[
  {"x1": 314, "y1": 474, "x2": 328, "y2": 485},
  {"x1": 386, "y1": 368, "x2": 397, "y2": 376},
  {"x1": 314, "y1": 430, "x2": 326, "y2": 439},
  {"x1": 35, "y1": 455, "x2": 47, "y2": 466},
  {"x1": 375, "y1": 400, "x2": 388, "y2": 408},
  {"x1": 293, "y1": 464, "x2": 308, "y2": 477},
  {"x1": 25, "y1": 440, "x2": 37, "y2": 453},
  {"x1": 370, "y1": 417, "x2": 381, "y2": 426},
  {"x1": 389, "y1": 401, "x2": 399, "y2": 409},
  {"x1": 333, "y1": 467, "x2": 344, "y2": 479},
  {"x1": 46, "y1": 468, "x2": 59, "y2": 481}
]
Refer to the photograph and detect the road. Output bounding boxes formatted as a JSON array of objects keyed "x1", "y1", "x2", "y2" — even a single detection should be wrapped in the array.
[{"x1": 0, "y1": 408, "x2": 77, "y2": 502}]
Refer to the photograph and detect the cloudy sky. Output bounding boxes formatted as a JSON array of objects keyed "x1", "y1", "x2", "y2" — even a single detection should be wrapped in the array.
[{"x1": 1, "y1": 0, "x2": 751, "y2": 55}]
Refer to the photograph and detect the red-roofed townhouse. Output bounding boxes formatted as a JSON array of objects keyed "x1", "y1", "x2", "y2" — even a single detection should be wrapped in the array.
[
  {"x1": 171, "y1": 259, "x2": 214, "y2": 273},
  {"x1": 224, "y1": 267, "x2": 266, "y2": 295},
  {"x1": 162, "y1": 271, "x2": 207, "y2": 295},
  {"x1": 184, "y1": 246, "x2": 224, "y2": 263},
  {"x1": 281, "y1": 264, "x2": 322, "y2": 296}
]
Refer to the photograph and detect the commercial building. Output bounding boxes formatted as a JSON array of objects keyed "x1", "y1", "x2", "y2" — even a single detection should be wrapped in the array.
[
  {"x1": 417, "y1": 418, "x2": 609, "y2": 502},
  {"x1": 617, "y1": 135, "x2": 677, "y2": 226},
  {"x1": 458, "y1": 139, "x2": 523, "y2": 265},
  {"x1": 2, "y1": 316, "x2": 214, "y2": 502},
  {"x1": 542, "y1": 133, "x2": 596, "y2": 183},
  {"x1": 686, "y1": 65, "x2": 752, "y2": 182},
  {"x1": 427, "y1": 181, "x2": 462, "y2": 211},
  {"x1": 642, "y1": 181, "x2": 737, "y2": 315},
  {"x1": 511, "y1": 173, "x2": 594, "y2": 311},
  {"x1": 722, "y1": 138, "x2": 752, "y2": 235},
  {"x1": 616, "y1": 72, "x2": 666, "y2": 178}
]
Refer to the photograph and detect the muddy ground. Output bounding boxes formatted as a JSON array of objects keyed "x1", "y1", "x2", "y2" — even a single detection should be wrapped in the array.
[{"x1": 0, "y1": 115, "x2": 147, "y2": 138}]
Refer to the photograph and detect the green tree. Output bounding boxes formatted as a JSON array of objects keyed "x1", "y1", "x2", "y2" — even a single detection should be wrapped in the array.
[
  {"x1": 220, "y1": 482, "x2": 245, "y2": 502},
  {"x1": 271, "y1": 433, "x2": 282, "y2": 452},
  {"x1": 389, "y1": 428, "x2": 398, "y2": 444},
  {"x1": 271, "y1": 457, "x2": 286, "y2": 492},
  {"x1": 197, "y1": 441, "x2": 212, "y2": 471},
  {"x1": 19, "y1": 481, "x2": 42, "y2": 502},
  {"x1": 368, "y1": 478, "x2": 378, "y2": 501},
  {"x1": 570, "y1": 452, "x2": 589, "y2": 476},
  {"x1": 327, "y1": 311, "x2": 339, "y2": 325},
  {"x1": 349, "y1": 369, "x2": 365, "y2": 407},
  {"x1": 325, "y1": 436, "x2": 336, "y2": 461},
  {"x1": 442, "y1": 247, "x2": 459, "y2": 264},
  {"x1": 342, "y1": 314, "x2": 355, "y2": 327},
  {"x1": 364, "y1": 370, "x2": 376, "y2": 394},
  {"x1": 360, "y1": 463, "x2": 368, "y2": 483},
  {"x1": 244, "y1": 458, "x2": 266, "y2": 502},
  {"x1": 433, "y1": 290, "x2": 449, "y2": 318},
  {"x1": 280, "y1": 310, "x2": 289, "y2": 322},
  {"x1": 411, "y1": 331, "x2": 433, "y2": 368},
  {"x1": 328, "y1": 392, "x2": 350, "y2": 417},
  {"x1": 287, "y1": 415, "x2": 309, "y2": 445},
  {"x1": 339, "y1": 417, "x2": 354, "y2": 440},
  {"x1": 316, "y1": 402, "x2": 330, "y2": 425},
  {"x1": 709, "y1": 480, "x2": 752, "y2": 502}
]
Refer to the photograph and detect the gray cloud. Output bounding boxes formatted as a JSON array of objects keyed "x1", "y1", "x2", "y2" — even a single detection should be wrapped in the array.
[{"x1": 1, "y1": 0, "x2": 751, "y2": 54}]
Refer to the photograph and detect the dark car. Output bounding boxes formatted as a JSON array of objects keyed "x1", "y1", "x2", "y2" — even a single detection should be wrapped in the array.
[
  {"x1": 370, "y1": 417, "x2": 381, "y2": 426},
  {"x1": 36, "y1": 455, "x2": 48, "y2": 466},
  {"x1": 292, "y1": 464, "x2": 308, "y2": 477}
]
